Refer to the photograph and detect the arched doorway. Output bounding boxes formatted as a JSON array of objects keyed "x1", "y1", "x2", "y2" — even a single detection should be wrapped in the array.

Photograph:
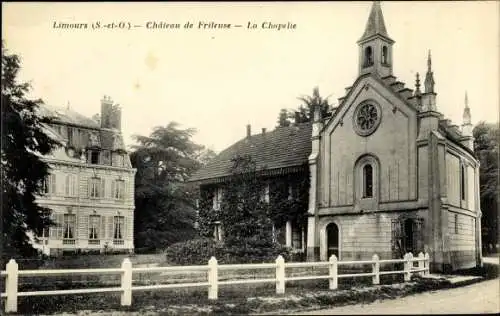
[{"x1": 326, "y1": 223, "x2": 339, "y2": 258}]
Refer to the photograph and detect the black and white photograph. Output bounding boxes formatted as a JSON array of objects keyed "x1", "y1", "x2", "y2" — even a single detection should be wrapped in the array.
[{"x1": 1, "y1": 1, "x2": 499, "y2": 315}]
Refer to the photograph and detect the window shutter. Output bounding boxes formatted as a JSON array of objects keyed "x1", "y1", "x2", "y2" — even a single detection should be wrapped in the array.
[
  {"x1": 73, "y1": 174, "x2": 78, "y2": 196},
  {"x1": 87, "y1": 177, "x2": 91, "y2": 197},
  {"x1": 111, "y1": 180, "x2": 116, "y2": 199},
  {"x1": 107, "y1": 216, "x2": 114, "y2": 239},
  {"x1": 49, "y1": 213, "x2": 56, "y2": 238},
  {"x1": 51, "y1": 174, "x2": 57, "y2": 195},
  {"x1": 57, "y1": 214, "x2": 64, "y2": 239},
  {"x1": 80, "y1": 214, "x2": 88, "y2": 239},
  {"x1": 100, "y1": 216, "x2": 105, "y2": 240},
  {"x1": 123, "y1": 180, "x2": 128, "y2": 200},
  {"x1": 126, "y1": 215, "x2": 133, "y2": 239},
  {"x1": 100, "y1": 178, "x2": 106, "y2": 198},
  {"x1": 65, "y1": 175, "x2": 70, "y2": 196}
]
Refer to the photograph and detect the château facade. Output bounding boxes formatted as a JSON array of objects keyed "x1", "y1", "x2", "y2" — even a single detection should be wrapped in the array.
[
  {"x1": 32, "y1": 96, "x2": 136, "y2": 256},
  {"x1": 190, "y1": 1, "x2": 482, "y2": 272}
]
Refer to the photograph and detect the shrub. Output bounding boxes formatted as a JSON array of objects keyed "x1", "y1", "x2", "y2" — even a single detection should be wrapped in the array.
[{"x1": 165, "y1": 238, "x2": 292, "y2": 265}]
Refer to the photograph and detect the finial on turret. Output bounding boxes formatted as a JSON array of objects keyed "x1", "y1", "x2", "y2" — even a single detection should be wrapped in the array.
[
  {"x1": 424, "y1": 50, "x2": 435, "y2": 93},
  {"x1": 415, "y1": 72, "x2": 421, "y2": 96}
]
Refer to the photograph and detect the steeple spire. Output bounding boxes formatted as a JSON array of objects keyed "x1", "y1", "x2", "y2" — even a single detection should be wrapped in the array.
[
  {"x1": 463, "y1": 91, "x2": 471, "y2": 125},
  {"x1": 424, "y1": 50, "x2": 435, "y2": 93},
  {"x1": 359, "y1": 1, "x2": 393, "y2": 43}
]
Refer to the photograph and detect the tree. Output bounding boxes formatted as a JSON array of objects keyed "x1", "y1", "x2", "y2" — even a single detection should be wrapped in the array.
[
  {"x1": 277, "y1": 86, "x2": 334, "y2": 127},
  {"x1": 130, "y1": 122, "x2": 209, "y2": 251},
  {"x1": 1, "y1": 43, "x2": 60, "y2": 262},
  {"x1": 473, "y1": 121, "x2": 499, "y2": 253}
]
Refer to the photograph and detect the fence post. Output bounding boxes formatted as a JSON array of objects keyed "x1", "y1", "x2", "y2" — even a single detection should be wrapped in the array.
[
  {"x1": 121, "y1": 258, "x2": 132, "y2": 306},
  {"x1": 403, "y1": 253, "x2": 412, "y2": 282},
  {"x1": 417, "y1": 252, "x2": 425, "y2": 277},
  {"x1": 208, "y1": 257, "x2": 218, "y2": 300},
  {"x1": 5, "y1": 259, "x2": 19, "y2": 313},
  {"x1": 372, "y1": 254, "x2": 380, "y2": 285},
  {"x1": 329, "y1": 254, "x2": 338, "y2": 290},
  {"x1": 424, "y1": 252, "x2": 430, "y2": 276},
  {"x1": 275, "y1": 255, "x2": 285, "y2": 295}
]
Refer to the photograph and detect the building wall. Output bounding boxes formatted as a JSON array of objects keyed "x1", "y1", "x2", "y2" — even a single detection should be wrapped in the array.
[
  {"x1": 35, "y1": 158, "x2": 135, "y2": 256},
  {"x1": 319, "y1": 77, "x2": 418, "y2": 209},
  {"x1": 318, "y1": 210, "x2": 428, "y2": 261},
  {"x1": 448, "y1": 210, "x2": 476, "y2": 269}
]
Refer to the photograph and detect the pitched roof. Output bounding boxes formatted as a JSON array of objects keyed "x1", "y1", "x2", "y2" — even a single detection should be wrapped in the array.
[
  {"x1": 359, "y1": 1, "x2": 393, "y2": 43},
  {"x1": 190, "y1": 123, "x2": 312, "y2": 183}
]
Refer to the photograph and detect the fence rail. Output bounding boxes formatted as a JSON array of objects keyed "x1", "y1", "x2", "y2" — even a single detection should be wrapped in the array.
[{"x1": 1, "y1": 252, "x2": 430, "y2": 313}]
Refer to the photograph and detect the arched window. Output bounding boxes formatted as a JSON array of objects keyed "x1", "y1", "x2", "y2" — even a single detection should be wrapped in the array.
[
  {"x1": 364, "y1": 46, "x2": 373, "y2": 67},
  {"x1": 382, "y1": 46, "x2": 388, "y2": 64},
  {"x1": 363, "y1": 164, "x2": 373, "y2": 198}
]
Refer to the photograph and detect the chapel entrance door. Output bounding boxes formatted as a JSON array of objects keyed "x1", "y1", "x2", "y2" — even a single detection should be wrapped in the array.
[{"x1": 326, "y1": 223, "x2": 339, "y2": 259}]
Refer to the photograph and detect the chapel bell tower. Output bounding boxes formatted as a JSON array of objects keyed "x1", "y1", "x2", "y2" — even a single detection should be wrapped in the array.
[{"x1": 358, "y1": 1, "x2": 394, "y2": 78}]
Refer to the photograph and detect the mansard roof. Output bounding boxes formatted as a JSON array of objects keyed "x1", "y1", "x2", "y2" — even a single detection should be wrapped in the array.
[
  {"x1": 189, "y1": 122, "x2": 312, "y2": 184},
  {"x1": 38, "y1": 104, "x2": 127, "y2": 153},
  {"x1": 38, "y1": 104, "x2": 100, "y2": 129}
]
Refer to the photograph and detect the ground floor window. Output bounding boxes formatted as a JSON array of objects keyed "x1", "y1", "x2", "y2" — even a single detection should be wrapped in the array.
[{"x1": 391, "y1": 217, "x2": 424, "y2": 257}]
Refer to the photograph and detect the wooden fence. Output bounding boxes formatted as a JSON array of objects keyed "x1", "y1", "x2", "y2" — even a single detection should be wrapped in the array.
[{"x1": 1, "y1": 252, "x2": 430, "y2": 313}]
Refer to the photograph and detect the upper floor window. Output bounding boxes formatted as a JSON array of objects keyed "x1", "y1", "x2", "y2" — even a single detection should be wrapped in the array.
[
  {"x1": 113, "y1": 216, "x2": 125, "y2": 240},
  {"x1": 363, "y1": 164, "x2": 373, "y2": 198},
  {"x1": 89, "y1": 215, "x2": 101, "y2": 239},
  {"x1": 355, "y1": 154, "x2": 379, "y2": 202},
  {"x1": 382, "y1": 46, "x2": 388, "y2": 64},
  {"x1": 89, "y1": 177, "x2": 105, "y2": 198},
  {"x1": 364, "y1": 46, "x2": 373, "y2": 67},
  {"x1": 112, "y1": 179, "x2": 125, "y2": 200},
  {"x1": 63, "y1": 213, "x2": 76, "y2": 239},
  {"x1": 42, "y1": 174, "x2": 57, "y2": 195},
  {"x1": 65, "y1": 174, "x2": 77, "y2": 197},
  {"x1": 460, "y1": 165, "x2": 466, "y2": 201},
  {"x1": 213, "y1": 188, "x2": 223, "y2": 210}
]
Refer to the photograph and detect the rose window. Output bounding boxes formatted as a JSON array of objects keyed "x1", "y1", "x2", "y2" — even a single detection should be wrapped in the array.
[{"x1": 354, "y1": 102, "x2": 381, "y2": 136}]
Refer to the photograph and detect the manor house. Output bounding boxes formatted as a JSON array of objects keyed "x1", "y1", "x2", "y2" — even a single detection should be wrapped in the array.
[
  {"x1": 32, "y1": 96, "x2": 136, "y2": 256},
  {"x1": 190, "y1": 1, "x2": 482, "y2": 272}
]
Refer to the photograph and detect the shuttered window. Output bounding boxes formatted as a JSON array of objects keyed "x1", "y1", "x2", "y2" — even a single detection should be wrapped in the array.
[
  {"x1": 89, "y1": 215, "x2": 101, "y2": 239},
  {"x1": 89, "y1": 177, "x2": 105, "y2": 198}
]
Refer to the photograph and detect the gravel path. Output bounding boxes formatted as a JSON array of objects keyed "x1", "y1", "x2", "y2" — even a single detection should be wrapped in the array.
[{"x1": 294, "y1": 278, "x2": 500, "y2": 315}]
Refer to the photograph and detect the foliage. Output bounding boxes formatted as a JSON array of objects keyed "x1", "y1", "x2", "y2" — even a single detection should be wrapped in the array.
[
  {"x1": 130, "y1": 122, "x2": 211, "y2": 251},
  {"x1": 218, "y1": 155, "x2": 275, "y2": 248},
  {"x1": 1, "y1": 42, "x2": 60, "y2": 263},
  {"x1": 165, "y1": 238, "x2": 223, "y2": 265},
  {"x1": 165, "y1": 237, "x2": 291, "y2": 265},
  {"x1": 196, "y1": 155, "x2": 308, "y2": 263},
  {"x1": 277, "y1": 86, "x2": 334, "y2": 127},
  {"x1": 473, "y1": 121, "x2": 499, "y2": 252}
]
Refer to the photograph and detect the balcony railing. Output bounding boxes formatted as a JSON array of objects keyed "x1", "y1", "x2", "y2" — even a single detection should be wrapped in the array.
[
  {"x1": 62, "y1": 239, "x2": 76, "y2": 245},
  {"x1": 113, "y1": 239, "x2": 124, "y2": 245},
  {"x1": 88, "y1": 240, "x2": 100, "y2": 246}
]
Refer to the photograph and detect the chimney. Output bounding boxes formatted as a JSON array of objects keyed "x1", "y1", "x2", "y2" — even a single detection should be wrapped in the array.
[
  {"x1": 262, "y1": 128, "x2": 266, "y2": 135},
  {"x1": 100, "y1": 95, "x2": 113, "y2": 128},
  {"x1": 246, "y1": 124, "x2": 251, "y2": 138}
]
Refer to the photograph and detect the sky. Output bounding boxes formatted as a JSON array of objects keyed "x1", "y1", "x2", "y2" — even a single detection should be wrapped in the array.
[{"x1": 3, "y1": 1, "x2": 499, "y2": 153}]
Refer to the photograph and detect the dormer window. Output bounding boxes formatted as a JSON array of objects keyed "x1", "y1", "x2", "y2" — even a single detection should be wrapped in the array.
[
  {"x1": 90, "y1": 150, "x2": 99, "y2": 164},
  {"x1": 364, "y1": 46, "x2": 373, "y2": 67}
]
